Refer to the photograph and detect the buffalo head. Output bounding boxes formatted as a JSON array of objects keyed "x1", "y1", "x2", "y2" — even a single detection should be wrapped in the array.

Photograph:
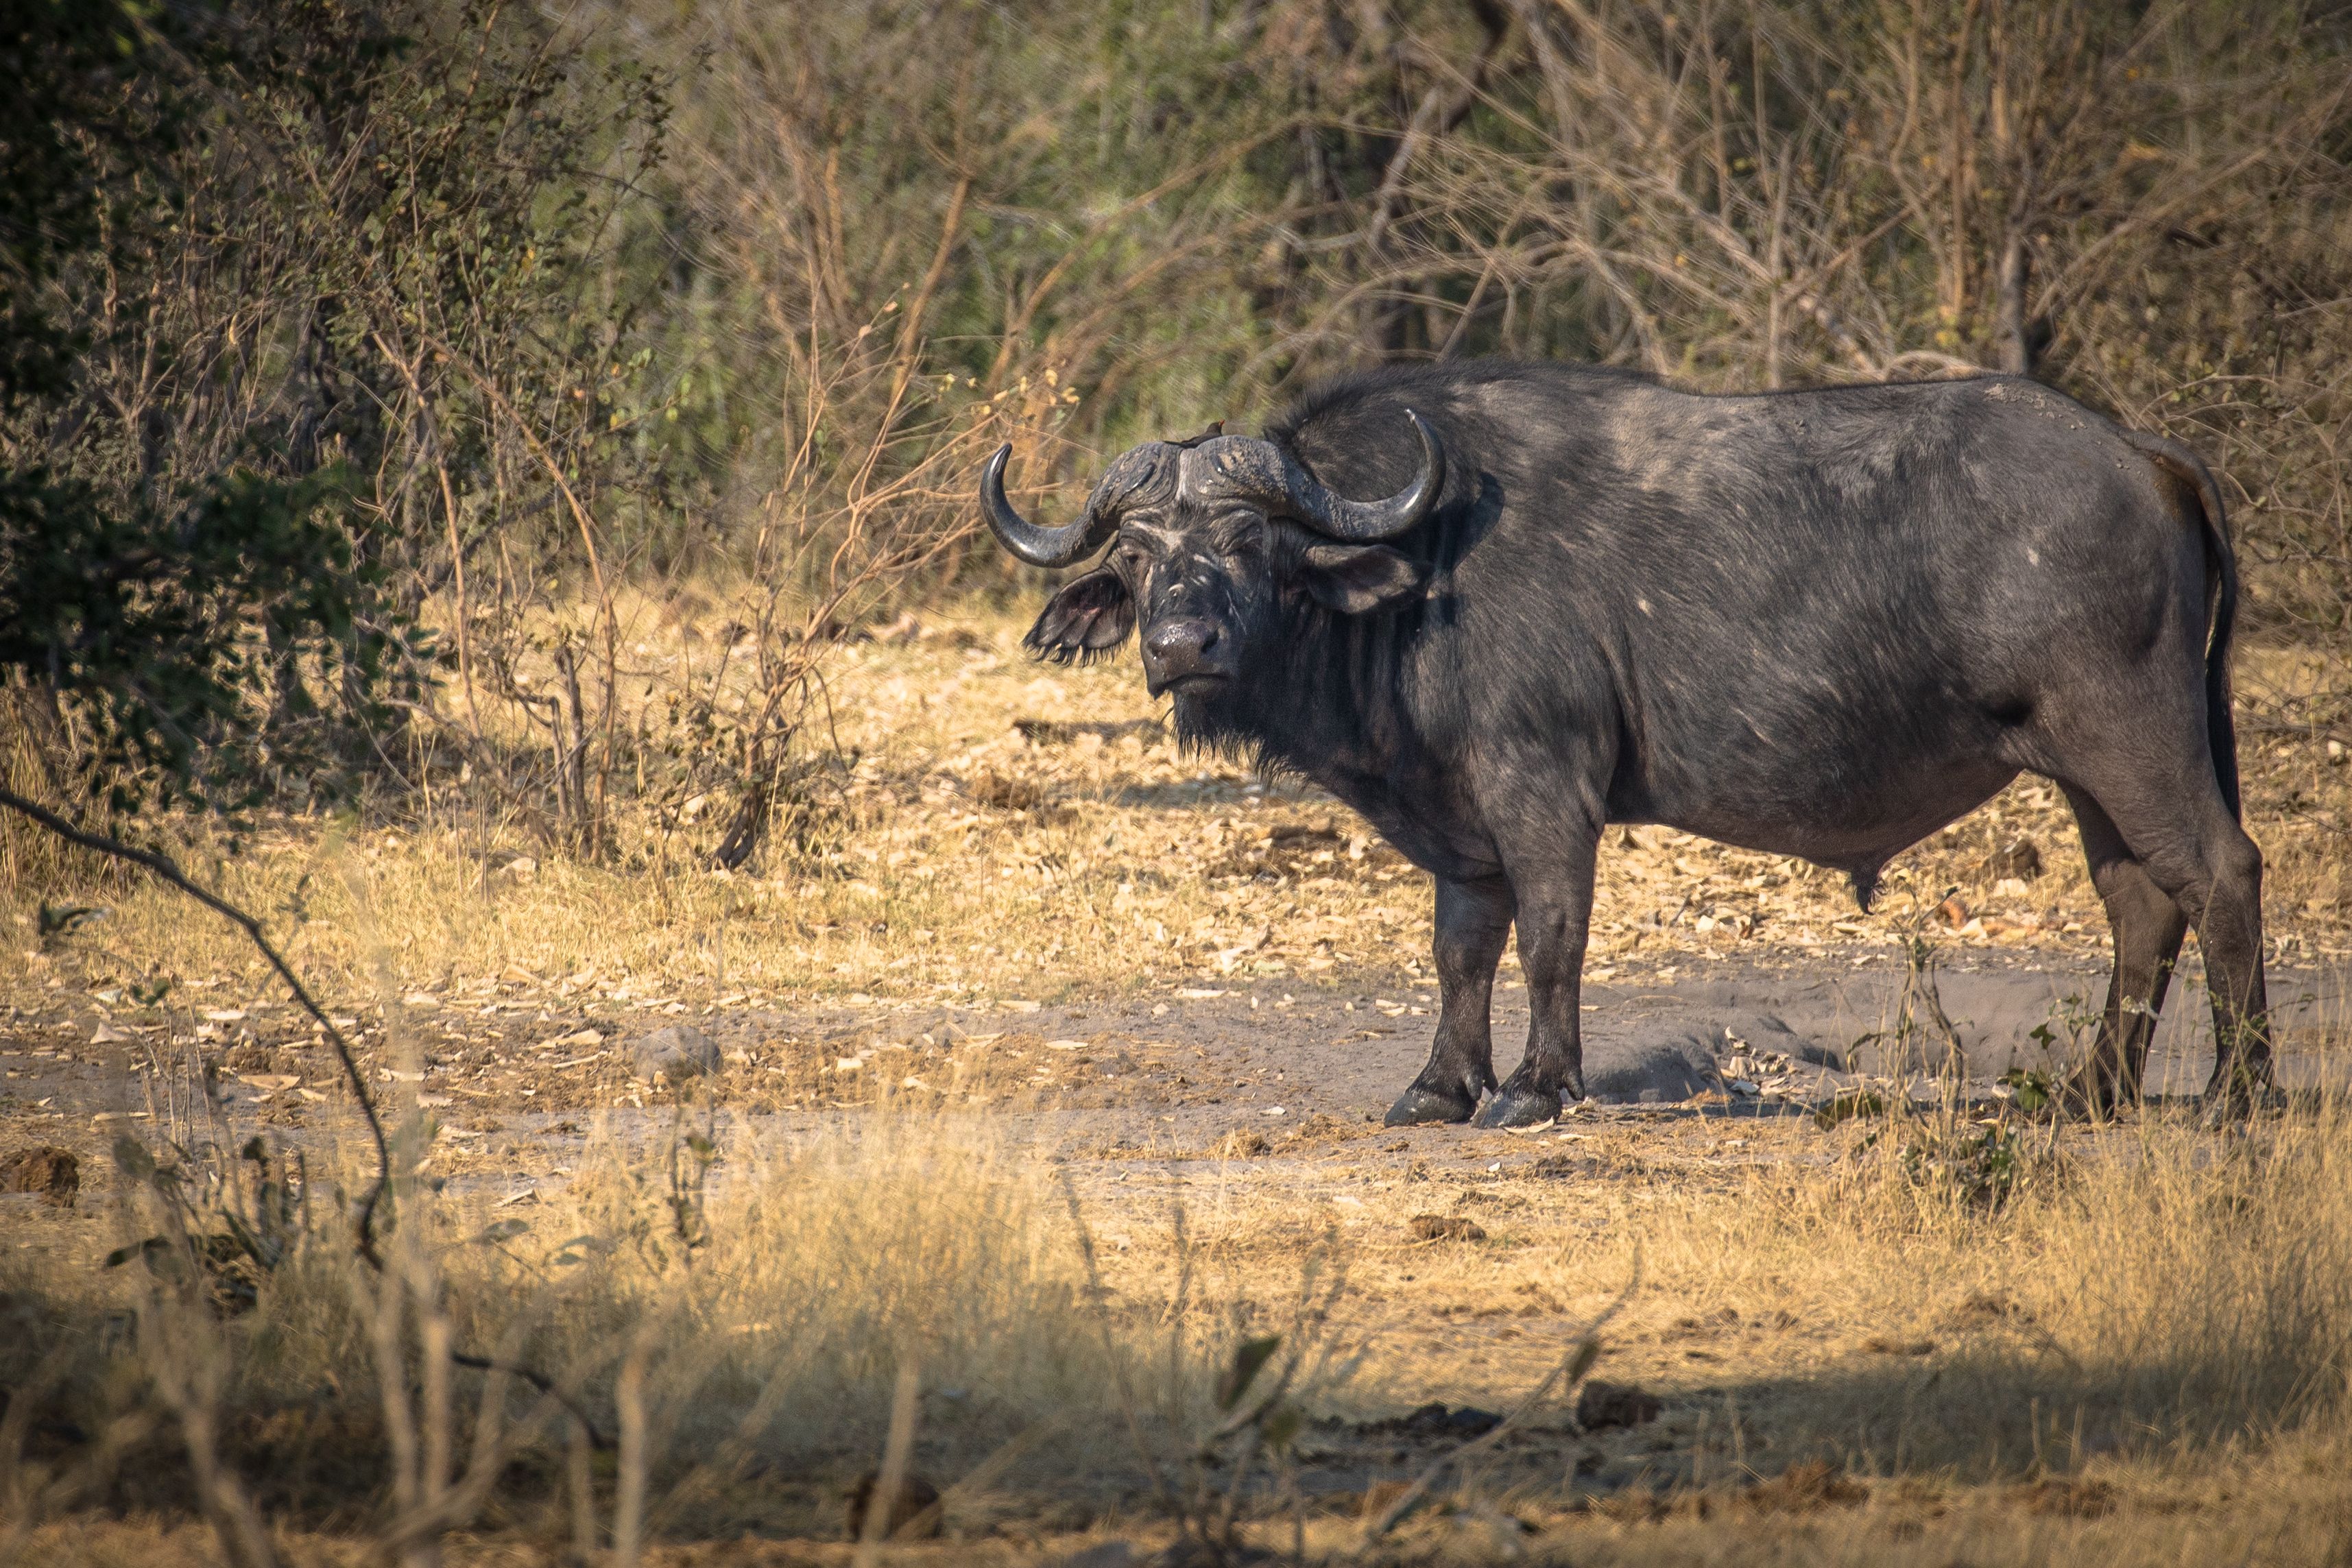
[{"x1": 978, "y1": 413, "x2": 1444, "y2": 697}]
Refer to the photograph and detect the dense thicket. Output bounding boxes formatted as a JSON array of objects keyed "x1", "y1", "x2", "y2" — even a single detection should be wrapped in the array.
[
  {"x1": 657, "y1": 0, "x2": 2352, "y2": 632},
  {"x1": 8, "y1": 0, "x2": 2351, "y2": 863}
]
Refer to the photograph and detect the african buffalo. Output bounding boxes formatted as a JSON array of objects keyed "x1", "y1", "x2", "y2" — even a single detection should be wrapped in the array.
[{"x1": 979, "y1": 361, "x2": 2268, "y2": 1126}]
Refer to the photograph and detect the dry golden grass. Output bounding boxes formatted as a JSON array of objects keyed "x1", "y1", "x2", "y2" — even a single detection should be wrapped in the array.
[
  {"x1": 5, "y1": 603, "x2": 2346, "y2": 1023},
  {"x1": 3, "y1": 601, "x2": 2351, "y2": 1565},
  {"x1": 8, "y1": 1092, "x2": 2352, "y2": 1564}
]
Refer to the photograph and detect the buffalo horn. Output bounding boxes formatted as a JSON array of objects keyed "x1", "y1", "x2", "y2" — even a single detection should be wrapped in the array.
[
  {"x1": 1262, "y1": 408, "x2": 1445, "y2": 542},
  {"x1": 979, "y1": 444, "x2": 1120, "y2": 568}
]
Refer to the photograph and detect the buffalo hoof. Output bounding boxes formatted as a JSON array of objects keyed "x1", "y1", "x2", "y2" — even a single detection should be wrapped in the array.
[
  {"x1": 2055, "y1": 1071, "x2": 2125, "y2": 1123},
  {"x1": 1384, "y1": 1086, "x2": 1478, "y2": 1126},
  {"x1": 2196, "y1": 1076, "x2": 2281, "y2": 1129},
  {"x1": 1472, "y1": 1086, "x2": 1562, "y2": 1129}
]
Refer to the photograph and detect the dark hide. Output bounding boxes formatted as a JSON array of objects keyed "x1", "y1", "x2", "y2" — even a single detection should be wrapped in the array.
[{"x1": 1009, "y1": 361, "x2": 2269, "y2": 1126}]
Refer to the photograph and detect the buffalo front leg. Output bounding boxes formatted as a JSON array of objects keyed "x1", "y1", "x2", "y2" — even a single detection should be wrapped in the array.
[
  {"x1": 1385, "y1": 876, "x2": 1513, "y2": 1125},
  {"x1": 1474, "y1": 835, "x2": 1600, "y2": 1129}
]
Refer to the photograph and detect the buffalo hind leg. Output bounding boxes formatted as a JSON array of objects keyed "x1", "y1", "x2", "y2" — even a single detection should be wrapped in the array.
[
  {"x1": 2062, "y1": 771, "x2": 2272, "y2": 1117},
  {"x1": 2194, "y1": 819, "x2": 2274, "y2": 1116},
  {"x1": 2059, "y1": 785, "x2": 2189, "y2": 1115},
  {"x1": 1385, "y1": 876, "x2": 1513, "y2": 1126},
  {"x1": 1474, "y1": 832, "x2": 1600, "y2": 1129}
]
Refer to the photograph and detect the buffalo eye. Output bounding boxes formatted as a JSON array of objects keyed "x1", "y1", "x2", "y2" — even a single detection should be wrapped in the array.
[{"x1": 1216, "y1": 516, "x2": 1264, "y2": 554}]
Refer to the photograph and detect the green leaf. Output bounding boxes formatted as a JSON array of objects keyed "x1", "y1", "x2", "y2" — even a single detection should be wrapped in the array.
[
  {"x1": 1216, "y1": 1334, "x2": 1282, "y2": 1412},
  {"x1": 1999, "y1": 1068, "x2": 2053, "y2": 1113}
]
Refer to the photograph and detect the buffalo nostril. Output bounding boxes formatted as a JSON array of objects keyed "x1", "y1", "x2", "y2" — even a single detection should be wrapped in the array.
[{"x1": 1147, "y1": 620, "x2": 1213, "y2": 659}]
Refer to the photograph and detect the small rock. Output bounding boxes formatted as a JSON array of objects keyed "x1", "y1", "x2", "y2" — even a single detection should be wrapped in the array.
[
  {"x1": 1444, "y1": 1406, "x2": 1504, "y2": 1436},
  {"x1": 0, "y1": 1146, "x2": 80, "y2": 1206},
  {"x1": 1408, "y1": 1214, "x2": 1486, "y2": 1243},
  {"x1": 1575, "y1": 1379, "x2": 1661, "y2": 1431},
  {"x1": 634, "y1": 1025, "x2": 721, "y2": 1083},
  {"x1": 844, "y1": 1469, "x2": 941, "y2": 1540}
]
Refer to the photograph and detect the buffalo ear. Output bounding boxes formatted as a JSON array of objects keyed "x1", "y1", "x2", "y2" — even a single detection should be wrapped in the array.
[
  {"x1": 1024, "y1": 568, "x2": 1136, "y2": 662},
  {"x1": 1293, "y1": 543, "x2": 1428, "y2": 614}
]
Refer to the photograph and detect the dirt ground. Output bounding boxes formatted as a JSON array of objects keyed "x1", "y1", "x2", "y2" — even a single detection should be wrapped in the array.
[
  {"x1": 6, "y1": 938, "x2": 2351, "y2": 1562},
  {"x1": 5, "y1": 610, "x2": 2352, "y2": 1563}
]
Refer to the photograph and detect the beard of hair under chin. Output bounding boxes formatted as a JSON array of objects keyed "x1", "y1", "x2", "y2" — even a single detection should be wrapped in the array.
[{"x1": 1165, "y1": 672, "x2": 1284, "y2": 780}]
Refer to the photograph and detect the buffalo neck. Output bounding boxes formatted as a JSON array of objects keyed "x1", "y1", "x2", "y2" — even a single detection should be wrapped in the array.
[{"x1": 1171, "y1": 594, "x2": 1469, "y2": 865}]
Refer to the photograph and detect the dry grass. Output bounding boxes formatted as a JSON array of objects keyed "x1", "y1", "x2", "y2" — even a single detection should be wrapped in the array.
[
  {"x1": 5, "y1": 603, "x2": 2346, "y2": 1024},
  {"x1": 3, "y1": 601, "x2": 2351, "y2": 1564},
  {"x1": 7, "y1": 1088, "x2": 2352, "y2": 1563}
]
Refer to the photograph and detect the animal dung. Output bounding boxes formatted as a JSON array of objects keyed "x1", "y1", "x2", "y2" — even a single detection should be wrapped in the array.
[
  {"x1": 0, "y1": 1146, "x2": 80, "y2": 1206},
  {"x1": 1986, "y1": 836, "x2": 2043, "y2": 882},
  {"x1": 1361, "y1": 1401, "x2": 1505, "y2": 1437},
  {"x1": 634, "y1": 1024, "x2": 721, "y2": 1083},
  {"x1": 1408, "y1": 1214, "x2": 1486, "y2": 1242}
]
